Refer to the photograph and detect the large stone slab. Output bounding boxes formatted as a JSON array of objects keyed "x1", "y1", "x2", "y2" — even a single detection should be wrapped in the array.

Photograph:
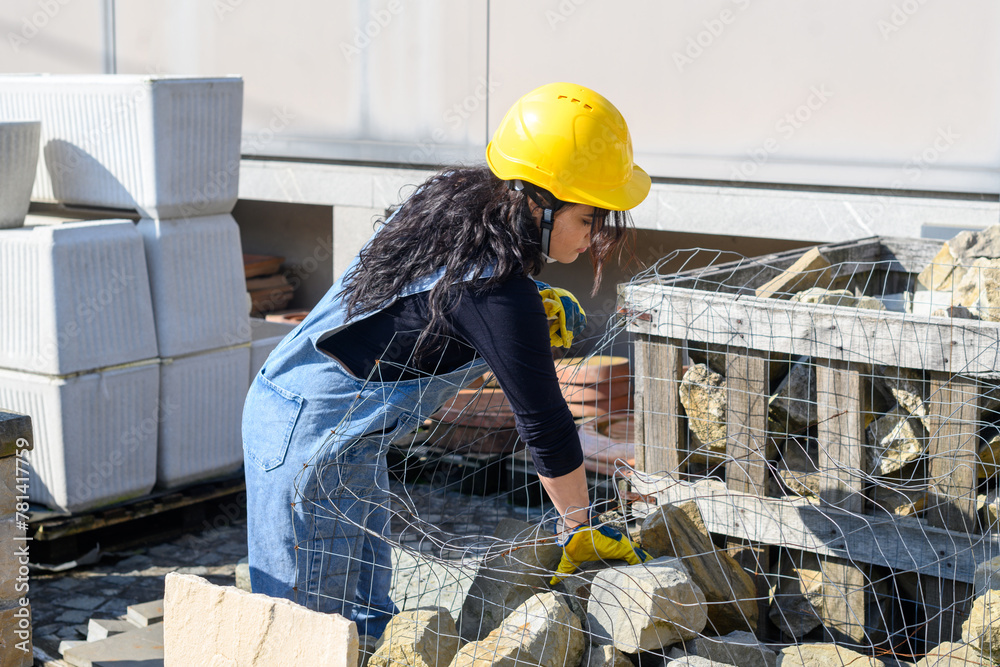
[
  {"x1": 368, "y1": 607, "x2": 457, "y2": 667},
  {"x1": 688, "y1": 631, "x2": 777, "y2": 667},
  {"x1": 915, "y1": 642, "x2": 992, "y2": 667},
  {"x1": 639, "y1": 502, "x2": 757, "y2": 634},
  {"x1": 163, "y1": 572, "x2": 358, "y2": 667},
  {"x1": 588, "y1": 557, "x2": 707, "y2": 653},
  {"x1": 955, "y1": 257, "x2": 1000, "y2": 321},
  {"x1": 62, "y1": 622, "x2": 163, "y2": 667},
  {"x1": 961, "y1": 590, "x2": 1000, "y2": 662},
  {"x1": 777, "y1": 643, "x2": 886, "y2": 667},
  {"x1": 769, "y1": 361, "x2": 817, "y2": 434},
  {"x1": 452, "y1": 591, "x2": 584, "y2": 667},
  {"x1": 585, "y1": 644, "x2": 634, "y2": 667},
  {"x1": 456, "y1": 518, "x2": 562, "y2": 643}
]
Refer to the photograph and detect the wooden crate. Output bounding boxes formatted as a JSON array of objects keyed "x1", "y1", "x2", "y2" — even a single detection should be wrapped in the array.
[{"x1": 620, "y1": 236, "x2": 1000, "y2": 648}]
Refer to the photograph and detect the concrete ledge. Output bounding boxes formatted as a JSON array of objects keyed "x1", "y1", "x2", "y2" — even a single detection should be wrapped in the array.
[
  {"x1": 163, "y1": 572, "x2": 358, "y2": 667},
  {"x1": 238, "y1": 159, "x2": 999, "y2": 244}
]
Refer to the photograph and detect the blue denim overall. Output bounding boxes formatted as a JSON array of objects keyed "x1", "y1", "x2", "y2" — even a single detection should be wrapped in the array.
[{"x1": 242, "y1": 261, "x2": 491, "y2": 638}]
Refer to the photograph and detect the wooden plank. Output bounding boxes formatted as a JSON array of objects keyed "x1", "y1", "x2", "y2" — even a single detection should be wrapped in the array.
[
  {"x1": 725, "y1": 349, "x2": 770, "y2": 496},
  {"x1": 632, "y1": 336, "x2": 683, "y2": 476},
  {"x1": 629, "y1": 475, "x2": 992, "y2": 584},
  {"x1": 815, "y1": 360, "x2": 868, "y2": 643},
  {"x1": 622, "y1": 283, "x2": 1000, "y2": 377},
  {"x1": 724, "y1": 348, "x2": 772, "y2": 638},
  {"x1": 755, "y1": 247, "x2": 833, "y2": 299},
  {"x1": 816, "y1": 361, "x2": 867, "y2": 513},
  {"x1": 922, "y1": 372, "x2": 980, "y2": 645}
]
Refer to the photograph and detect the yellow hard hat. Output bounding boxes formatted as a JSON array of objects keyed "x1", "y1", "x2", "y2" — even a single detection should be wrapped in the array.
[{"x1": 486, "y1": 82, "x2": 650, "y2": 211}]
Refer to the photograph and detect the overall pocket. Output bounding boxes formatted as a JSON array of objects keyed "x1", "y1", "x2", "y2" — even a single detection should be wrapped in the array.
[{"x1": 242, "y1": 373, "x2": 304, "y2": 472}]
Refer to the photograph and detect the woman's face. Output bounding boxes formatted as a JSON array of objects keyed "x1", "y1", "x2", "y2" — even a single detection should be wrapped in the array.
[{"x1": 530, "y1": 203, "x2": 597, "y2": 263}]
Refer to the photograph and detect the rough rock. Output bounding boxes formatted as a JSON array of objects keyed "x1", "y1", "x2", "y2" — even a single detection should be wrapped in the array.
[
  {"x1": 931, "y1": 305, "x2": 976, "y2": 319},
  {"x1": 585, "y1": 644, "x2": 634, "y2": 667},
  {"x1": 588, "y1": 557, "x2": 708, "y2": 653},
  {"x1": 755, "y1": 247, "x2": 833, "y2": 300},
  {"x1": 769, "y1": 555, "x2": 823, "y2": 638},
  {"x1": 856, "y1": 295, "x2": 887, "y2": 310},
  {"x1": 791, "y1": 288, "x2": 857, "y2": 307},
  {"x1": 979, "y1": 490, "x2": 1000, "y2": 527},
  {"x1": 679, "y1": 364, "x2": 727, "y2": 462},
  {"x1": 866, "y1": 406, "x2": 926, "y2": 476},
  {"x1": 639, "y1": 502, "x2": 757, "y2": 634},
  {"x1": 871, "y1": 483, "x2": 926, "y2": 518},
  {"x1": 456, "y1": 518, "x2": 563, "y2": 642},
  {"x1": 961, "y1": 589, "x2": 1000, "y2": 662},
  {"x1": 778, "y1": 439, "x2": 822, "y2": 499},
  {"x1": 915, "y1": 641, "x2": 992, "y2": 667},
  {"x1": 776, "y1": 643, "x2": 886, "y2": 667},
  {"x1": 917, "y1": 225, "x2": 1000, "y2": 292},
  {"x1": 769, "y1": 360, "x2": 817, "y2": 434},
  {"x1": 875, "y1": 366, "x2": 930, "y2": 432},
  {"x1": 978, "y1": 435, "x2": 1000, "y2": 481},
  {"x1": 368, "y1": 607, "x2": 458, "y2": 667},
  {"x1": 955, "y1": 257, "x2": 1000, "y2": 321},
  {"x1": 688, "y1": 631, "x2": 777, "y2": 667},
  {"x1": 668, "y1": 657, "x2": 733, "y2": 667},
  {"x1": 235, "y1": 557, "x2": 250, "y2": 592},
  {"x1": 163, "y1": 572, "x2": 358, "y2": 667},
  {"x1": 451, "y1": 591, "x2": 584, "y2": 667}
]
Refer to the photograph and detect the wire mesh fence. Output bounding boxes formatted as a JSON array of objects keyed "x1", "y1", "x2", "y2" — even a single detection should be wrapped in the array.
[{"x1": 289, "y1": 233, "x2": 1000, "y2": 666}]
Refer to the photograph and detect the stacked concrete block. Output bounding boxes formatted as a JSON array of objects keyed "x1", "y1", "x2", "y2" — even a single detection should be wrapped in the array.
[
  {"x1": 0, "y1": 221, "x2": 160, "y2": 512},
  {"x1": 0, "y1": 75, "x2": 243, "y2": 219},
  {"x1": 0, "y1": 412, "x2": 32, "y2": 667},
  {"x1": 0, "y1": 121, "x2": 39, "y2": 229},
  {"x1": 137, "y1": 215, "x2": 250, "y2": 488}
]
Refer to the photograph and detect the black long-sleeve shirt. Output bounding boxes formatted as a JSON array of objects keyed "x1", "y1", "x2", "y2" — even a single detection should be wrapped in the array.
[{"x1": 317, "y1": 274, "x2": 582, "y2": 477}]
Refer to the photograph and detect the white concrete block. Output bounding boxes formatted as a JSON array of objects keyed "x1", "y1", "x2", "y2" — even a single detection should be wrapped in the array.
[
  {"x1": 158, "y1": 345, "x2": 250, "y2": 488},
  {"x1": 0, "y1": 220, "x2": 159, "y2": 376},
  {"x1": 137, "y1": 215, "x2": 250, "y2": 358},
  {"x1": 0, "y1": 74, "x2": 243, "y2": 219},
  {"x1": 249, "y1": 318, "x2": 296, "y2": 382},
  {"x1": 164, "y1": 572, "x2": 358, "y2": 667},
  {"x1": 0, "y1": 122, "x2": 39, "y2": 229},
  {"x1": 0, "y1": 362, "x2": 159, "y2": 512}
]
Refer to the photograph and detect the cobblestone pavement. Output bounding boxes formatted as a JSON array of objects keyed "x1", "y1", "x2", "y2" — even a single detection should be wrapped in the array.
[{"x1": 29, "y1": 479, "x2": 549, "y2": 664}]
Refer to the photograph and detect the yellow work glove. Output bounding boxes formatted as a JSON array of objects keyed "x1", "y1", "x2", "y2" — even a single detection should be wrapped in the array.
[
  {"x1": 549, "y1": 513, "x2": 651, "y2": 585},
  {"x1": 534, "y1": 280, "x2": 586, "y2": 349}
]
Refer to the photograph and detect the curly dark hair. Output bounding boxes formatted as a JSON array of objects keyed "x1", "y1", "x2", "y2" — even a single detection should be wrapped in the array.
[{"x1": 340, "y1": 166, "x2": 633, "y2": 356}]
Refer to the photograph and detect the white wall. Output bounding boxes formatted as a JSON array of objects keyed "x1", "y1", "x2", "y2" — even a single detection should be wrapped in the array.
[{"x1": 2, "y1": 0, "x2": 998, "y2": 196}]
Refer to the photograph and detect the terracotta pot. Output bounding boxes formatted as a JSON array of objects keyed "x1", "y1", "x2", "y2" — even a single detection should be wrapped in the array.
[
  {"x1": 556, "y1": 355, "x2": 631, "y2": 385},
  {"x1": 578, "y1": 411, "x2": 636, "y2": 476}
]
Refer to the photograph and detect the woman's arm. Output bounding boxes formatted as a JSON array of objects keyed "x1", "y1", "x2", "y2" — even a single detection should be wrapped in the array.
[{"x1": 537, "y1": 464, "x2": 590, "y2": 530}]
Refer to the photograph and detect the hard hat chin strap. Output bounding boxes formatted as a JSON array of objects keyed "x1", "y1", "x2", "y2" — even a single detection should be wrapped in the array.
[{"x1": 510, "y1": 179, "x2": 563, "y2": 258}]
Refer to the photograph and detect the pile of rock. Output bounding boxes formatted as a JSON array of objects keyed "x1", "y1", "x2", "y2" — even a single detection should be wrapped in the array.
[{"x1": 916, "y1": 224, "x2": 1000, "y2": 320}]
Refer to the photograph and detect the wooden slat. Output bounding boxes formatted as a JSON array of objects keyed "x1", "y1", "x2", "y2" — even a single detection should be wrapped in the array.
[
  {"x1": 725, "y1": 349, "x2": 770, "y2": 496},
  {"x1": 922, "y1": 372, "x2": 980, "y2": 645},
  {"x1": 632, "y1": 336, "x2": 683, "y2": 476},
  {"x1": 724, "y1": 348, "x2": 772, "y2": 638},
  {"x1": 630, "y1": 475, "x2": 990, "y2": 584},
  {"x1": 815, "y1": 360, "x2": 868, "y2": 643},
  {"x1": 622, "y1": 284, "x2": 1000, "y2": 377}
]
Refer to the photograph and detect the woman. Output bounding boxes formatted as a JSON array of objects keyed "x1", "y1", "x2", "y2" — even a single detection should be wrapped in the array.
[{"x1": 242, "y1": 82, "x2": 652, "y2": 638}]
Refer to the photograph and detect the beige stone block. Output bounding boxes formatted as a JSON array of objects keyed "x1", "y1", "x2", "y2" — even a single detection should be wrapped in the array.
[
  {"x1": 368, "y1": 607, "x2": 457, "y2": 667},
  {"x1": 452, "y1": 591, "x2": 584, "y2": 667},
  {"x1": 961, "y1": 590, "x2": 1000, "y2": 662},
  {"x1": 164, "y1": 572, "x2": 358, "y2": 667},
  {"x1": 916, "y1": 642, "x2": 991, "y2": 667},
  {"x1": 777, "y1": 644, "x2": 885, "y2": 667}
]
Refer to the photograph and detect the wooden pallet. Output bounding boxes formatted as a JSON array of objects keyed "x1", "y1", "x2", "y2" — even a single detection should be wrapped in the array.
[
  {"x1": 28, "y1": 474, "x2": 246, "y2": 565},
  {"x1": 621, "y1": 236, "x2": 996, "y2": 649}
]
